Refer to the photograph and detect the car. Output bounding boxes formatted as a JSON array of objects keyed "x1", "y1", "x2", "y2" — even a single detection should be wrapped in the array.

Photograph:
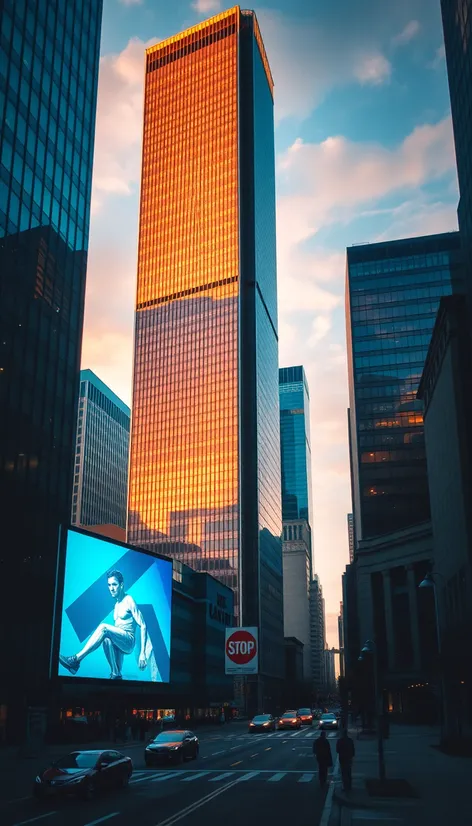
[
  {"x1": 248, "y1": 714, "x2": 276, "y2": 733},
  {"x1": 145, "y1": 730, "x2": 199, "y2": 766},
  {"x1": 277, "y1": 711, "x2": 302, "y2": 730},
  {"x1": 33, "y1": 749, "x2": 132, "y2": 800},
  {"x1": 297, "y1": 708, "x2": 313, "y2": 726},
  {"x1": 318, "y1": 713, "x2": 339, "y2": 731}
]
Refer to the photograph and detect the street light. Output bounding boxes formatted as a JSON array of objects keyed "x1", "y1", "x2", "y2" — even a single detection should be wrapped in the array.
[
  {"x1": 418, "y1": 571, "x2": 445, "y2": 740},
  {"x1": 359, "y1": 639, "x2": 386, "y2": 782}
]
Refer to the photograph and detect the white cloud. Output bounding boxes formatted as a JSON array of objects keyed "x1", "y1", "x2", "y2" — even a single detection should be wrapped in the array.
[
  {"x1": 429, "y1": 43, "x2": 446, "y2": 69},
  {"x1": 191, "y1": 0, "x2": 221, "y2": 13},
  {"x1": 119, "y1": 0, "x2": 143, "y2": 5},
  {"x1": 392, "y1": 19, "x2": 420, "y2": 46},
  {"x1": 307, "y1": 315, "x2": 332, "y2": 347},
  {"x1": 354, "y1": 52, "x2": 391, "y2": 85}
]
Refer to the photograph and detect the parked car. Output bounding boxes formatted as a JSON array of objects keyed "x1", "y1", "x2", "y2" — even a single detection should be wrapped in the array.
[
  {"x1": 34, "y1": 750, "x2": 132, "y2": 800},
  {"x1": 318, "y1": 713, "x2": 339, "y2": 731},
  {"x1": 145, "y1": 730, "x2": 199, "y2": 766},
  {"x1": 297, "y1": 708, "x2": 313, "y2": 725},
  {"x1": 248, "y1": 714, "x2": 276, "y2": 733},
  {"x1": 277, "y1": 711, "x2": 302, "y2": 730}
]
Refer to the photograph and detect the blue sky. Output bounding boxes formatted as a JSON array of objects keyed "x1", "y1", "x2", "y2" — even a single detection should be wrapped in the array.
[{"x1": 82, "y1": 0, "x2": 458, "y2": 643}]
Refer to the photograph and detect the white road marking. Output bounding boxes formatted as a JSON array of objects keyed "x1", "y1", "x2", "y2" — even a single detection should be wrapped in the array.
[
  {"x1": 153, "y1": 777, "x2": 242, "y2": 826},
  {"x1": 230, "y1": 746, "x2": 239, "y2": 750},
  {"x1": 239, "y1": 771, "x2": 260, "y2": 781},
  {"x1": 267, "y1": 772, "x2": 286, "y2": 782},
  {"x1": 298, "y1": 773, "x2": 314, "y2": 783},
  {"x1": 208, "y1": 772, "x2": 235, "y2": 782},
  {"x1": 83, "y1": 815, "x2": 120, "y2": 826},
  {"x1": 351, "y1": 814, "x2": 402, "y2": 822},
  {"x1": 211, "y1": 751, "x2": 225, "y2": 756},
  {"x1": 12, "y1": 815, "x2": 57, "y2": 826},
  {"x1": 131, "y1": 772, "x2": 164, "y2": 784},
  {"x1": 151, "y1": 772, "x2": 181, "y2": 783},
  {"x1": 181, "y1": 772, "x2": 210, "y2": 782},
  {"x1": 319, "y1": 756, "x2": 340, "y2": 826},
  {"x1": 289, "y1": 729, "x2": 304, "y2": 737}
]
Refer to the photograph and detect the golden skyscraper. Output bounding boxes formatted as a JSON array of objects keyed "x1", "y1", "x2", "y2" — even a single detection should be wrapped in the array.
[{"x1": 128, "y1": 6, "x2": 283, "y2": 693}]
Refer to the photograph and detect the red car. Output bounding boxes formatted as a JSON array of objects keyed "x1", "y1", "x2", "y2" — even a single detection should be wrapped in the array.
[
  {"x1": 277, "y1": 711, "x2": 302, "y2": 730},
  {"x1": 34, "y1": 749, "x2": 133, "y2": 800}
]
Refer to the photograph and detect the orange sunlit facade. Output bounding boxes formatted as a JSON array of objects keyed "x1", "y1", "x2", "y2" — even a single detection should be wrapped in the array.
[{"x1": 127, "y1": 6, "x2": 282, "y2": 653}]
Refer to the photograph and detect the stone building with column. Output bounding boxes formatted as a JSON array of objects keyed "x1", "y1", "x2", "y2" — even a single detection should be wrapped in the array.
[{"x1": 356, "y1": 521, "x2": 439, "y2": 721}]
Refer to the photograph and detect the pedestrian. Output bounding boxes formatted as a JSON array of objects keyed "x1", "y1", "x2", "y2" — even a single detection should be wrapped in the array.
[
  {"x1": 336, "y1": 729, "x2": 355, "y2": 792},
  {"x1": 313, "y1": 730, "x2": 333, "y2": 787}
]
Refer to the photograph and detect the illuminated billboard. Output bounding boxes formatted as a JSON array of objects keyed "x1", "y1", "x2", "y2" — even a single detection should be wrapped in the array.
[{"x1": 56, "y1": 528, "x2": 172, "y2": 683}]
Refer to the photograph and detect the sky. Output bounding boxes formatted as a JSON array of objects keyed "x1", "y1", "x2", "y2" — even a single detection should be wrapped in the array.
[{"x1": 82, "y1": 0, "x2": 459, "y2": 646}]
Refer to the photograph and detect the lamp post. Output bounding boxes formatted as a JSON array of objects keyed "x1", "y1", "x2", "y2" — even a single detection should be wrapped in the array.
[
  {"x1": 419, "y1": 571, "x2": 445, "y2": 740},
  {"x1": 359, "y1": 639, "x2": 385, "y2": 781}
]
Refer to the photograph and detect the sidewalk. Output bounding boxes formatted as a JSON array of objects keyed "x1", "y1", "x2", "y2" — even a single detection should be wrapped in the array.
[{"x1": 332, "y1": 724, "x2": 472, "y2": 826}]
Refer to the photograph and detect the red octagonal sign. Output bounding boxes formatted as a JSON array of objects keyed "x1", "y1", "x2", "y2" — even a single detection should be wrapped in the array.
[{"x1": 225, "y1": 627, "x2": 258, "y2": 674}]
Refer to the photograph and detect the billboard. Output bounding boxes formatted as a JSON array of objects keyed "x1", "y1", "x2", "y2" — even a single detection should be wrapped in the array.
[
  {"x1": 225, "y1": 627, "x2": 258, "y2": 675},
  {"x1": 56, "y1": 528, "x2": 172, "y2": 683}
]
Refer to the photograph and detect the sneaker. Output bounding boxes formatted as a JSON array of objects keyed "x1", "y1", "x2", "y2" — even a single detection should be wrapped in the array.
[
  {"x1": 59, "y1": 654, "x2": 80, "y2": 675},
  {"x1": 110, "y1": 674, "x2": 123, "y2": 680}
]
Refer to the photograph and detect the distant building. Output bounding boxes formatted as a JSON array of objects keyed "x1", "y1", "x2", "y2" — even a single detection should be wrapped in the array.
[
  {"x1": 72, "y1": 370, "x2": 130, "y2": 531},
  {"x1": 338, "y1": 603, "x2": 345, "y2": 678},
  {"x1": 80, "y1": 524, "x2": 126, "y2": 544},
  {"x1": 309, "y1": 575, "x2": 326, "y2": 695},
  {"x1": 346, "y1": 233, "x2": 463, "y2": 542},
  {"x1": 347, "y1": 513, "x2": 354, "y2": 562},
  {"x1": 282, "y1": 520, "x2": 312, "y2": 681},
  {"x1": 324, "y1": 648, "x2": 336, "y2": 695}
]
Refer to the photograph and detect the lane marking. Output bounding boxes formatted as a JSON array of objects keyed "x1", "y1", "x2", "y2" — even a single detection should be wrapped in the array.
[
  {"x1": 151, "y1": 772, "x2": 181, "y2": 783},
  {"x1": 153, "y1": 777, "x2": 242, "y2": 826},
  {"x1": 208, "y1": 772, "x2": 235, "y2": 782},
  {"x1": 319, "y1": 756, "x2": 340, "y2": 826},
  {"x1": 181, "y1": 772, "x2": 210, "y2": 782},
  {"x1": 268, "y1": 772, "x2": 286, "y2": 782},
  {"x1": 250, "y1": 753, "x2": 259, "y2": 758},
  {"x1": 13, "y1": 815, "x2": 57, "y2": 826},
  {"x1": 211, "y1": 751, "x2": 225, "y2": 756},
  {"x1": 83, "y1": 815, "x2": 120, "y2": 826},
  {"x1": 230, "y1": 746, "x2": 239, "y2": 751},
  {"x1": 131, "y1": 772, "x2": 164, "y2": 784},
  {"x1": 298, "y1": 773, "x2": 314, "y2": 783},
  {"x1": 231, "y1": 760, "x2": 242, "y2": 766},
  {"x1": 265, "y1": 747, "x2": 271, "y2": 751},
  {"x1": 289, "y1": 729, "x2": 304, "y2": 738},
  {"x1": 239, "y1": 771, "x2": 260, "y2": 781}
]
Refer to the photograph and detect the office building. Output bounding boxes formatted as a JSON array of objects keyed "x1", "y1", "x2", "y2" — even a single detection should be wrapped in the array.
[
  {"x1": 279, "y1": 366, "x2": 313, "y2": 681},
  {"x1": 309, "y1": 574, "x2": 326, "y2": 695},
  {"x1": 324, "y1": 647, "x2": 336, "y2": 695},
  {"x1": 347, "y1": 513, "x2": 354, "y2": 562},
  {"x1": 72, "y1": 370, "x2": 130, "y2": 531},
  {"x1": 338, "y1": 603, "x2": 345, "y2": 678},
  {"x1": 346, "y1": 232, "x2": 463, "y2": 541},
  {"x1": 441, "y1": 0, "x2": 472, "y2": 304},
  {"x1": 127, "y1": 7, "x2": 284, "y2": 706},
  {"x1": 0, "y1": 1, "x2": 102, "y2": 740}
]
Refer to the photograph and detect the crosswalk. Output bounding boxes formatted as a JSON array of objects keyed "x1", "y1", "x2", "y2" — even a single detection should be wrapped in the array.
[
  {"x1": 130, "y1": 768, "x2": 331, "y2": 787},
  {"x1": 210, "y1": 730, "x2": 338, "y2": 741}
]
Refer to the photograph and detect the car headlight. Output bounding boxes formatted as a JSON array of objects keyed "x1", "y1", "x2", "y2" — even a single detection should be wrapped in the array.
[
  {"x1": 170, "y1": 746, "x2": 180, "y2": 751},
  {"x1": 263, "y1": 722, "x2": 269, "y2": 727}
]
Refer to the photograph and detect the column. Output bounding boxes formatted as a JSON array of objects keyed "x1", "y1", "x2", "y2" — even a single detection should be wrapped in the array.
[
  {"x1": 382, "y1": 570, "x2": 395, "y2": 672},
  {"x1": 407, "y1": 564, "x2": 421, "y2": 672}
]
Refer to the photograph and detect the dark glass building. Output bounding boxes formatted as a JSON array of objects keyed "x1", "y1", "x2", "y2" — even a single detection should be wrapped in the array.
[
  {"x1": 128, "y1": 8, "x2": 284, "y2": 707},
  {"x1": 279, "y1": 365, "x2": 313, "y2": 527},
  {"x1": 441, "y1": 0, "x2": 472, "y2": 303},
  {"x1": 0, "y1": 0, "x2": 102, "y2": 740},
  {"x1": 346, "y1": 232, "x2": 463, "y2": 542},
  {"x1": 72, "y1": 370, "x2": 130, "y2": 530}
]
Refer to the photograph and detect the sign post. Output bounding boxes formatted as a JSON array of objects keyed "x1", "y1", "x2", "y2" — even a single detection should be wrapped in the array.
[{"x1": 225, "y1": 627, "x2": 258, "y2": 675}]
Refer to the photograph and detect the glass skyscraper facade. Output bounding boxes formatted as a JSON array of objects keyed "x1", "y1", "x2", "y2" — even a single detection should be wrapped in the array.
[
  {"x1": 279, "y1": 365, "x2": 313, "y2": 527},
  {"x1": 72, "y1": 370, "x2": 130, "y2": 530},
  {"x1": 0, "y1": 0, "x2": 102, "y2": 736},
  {"x1": 128, "y1": 7, "x2": 283, "y2": 691},
  {"x1": 346, "y1": 233, "x2": 463, "y2": 541}
]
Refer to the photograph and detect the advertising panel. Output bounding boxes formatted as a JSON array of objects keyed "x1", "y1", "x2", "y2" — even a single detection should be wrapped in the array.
[
  {"x1": 56, "y1": 528, "x2": 172, "y2": 683},
  {"x1": 225, "y1": 627, "x2": 258, "y2": 675}
]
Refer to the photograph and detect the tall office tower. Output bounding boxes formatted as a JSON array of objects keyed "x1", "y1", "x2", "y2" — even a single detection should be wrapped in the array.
[
  {"x1": 309, "y1": 575, "x2": 326, "y2": 695},
  {"x1": 0, "y1": 0, "x2": 103, "y2": 739},
  {"x1": 128, "y1": 7, "x2": 284, "y2": 702},
  {"x1": 347, "y1": 513, "x2": 354, "y2": 562},
  {"x1": 71, "y1": 370, "x2": 130, "y2": 531},
  {"x1": 279, "y1": 366, "x2": 313, "y2": 680},
  {"x1": 346, "y1": 233, "x2": 463, "y2": 541},
  {"x1": 338, "y1": 603, "x2": 345, "y2": 678},
  {"x1": 441, "y1": 1, "x2": 472, "y2": 304}
]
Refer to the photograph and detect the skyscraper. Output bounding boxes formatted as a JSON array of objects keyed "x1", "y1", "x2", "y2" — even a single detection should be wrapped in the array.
[
  {"x1": 0, "y1": 0, "x2": 103, "y2": 738},
  {"x1": 128, "y1": 7, "x2": 284, "y2": 699},
  {"x1": 441, "y1": 0, "x2": 472, "y2": 303},
  {"x1": 279, "y1": 366, "x2": 313, "y2": 680},
  {"x1": 347, "y1": 513, "x2": 354, "y2": 562},
  {"x1": 346, "y1": 232, "x2": 462, "y2": 541},
  {"x1": 72, "y1": 370, "x2": 130, "y2": 531},
  {"x1": 309, "y1": 574, "x2": 326, "y2": 695}
]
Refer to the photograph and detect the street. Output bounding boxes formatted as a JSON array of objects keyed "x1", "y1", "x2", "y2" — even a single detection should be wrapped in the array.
[{"x1": 0, "y1": 725, "x2": 338, "y2": 826}]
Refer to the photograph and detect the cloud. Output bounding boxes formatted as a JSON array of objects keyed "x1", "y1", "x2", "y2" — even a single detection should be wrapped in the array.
[
  {"x1": 307, "y1": 316, "x2": 332, "y2": 347},
  {"x1": 429, "y1": 43, "x2": 446, "y2": 69},
  {"x1": 392, "y1": 19, "x2": 420, "y2": 46},
  {"x1": 191, "y1": 0, "x2": 221, "y2": 13},
  {"x1": 119, "y1": 0, "x2": 142, "y2": 5},
  {"x1": 354, "y1": 53, "x2": 391, "y2": 85}
]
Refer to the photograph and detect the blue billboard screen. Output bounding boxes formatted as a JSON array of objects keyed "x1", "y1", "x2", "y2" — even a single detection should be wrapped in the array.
[{"x1": 57, "y1": 529, "x2": 172, "y2": 683}]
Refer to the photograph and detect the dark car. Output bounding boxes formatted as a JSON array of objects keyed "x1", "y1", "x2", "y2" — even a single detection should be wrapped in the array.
[
  {"x1": 34, "y1": 750, "x2": 132, "y2": 800},
  {"x1": 297, "y1": 708, "x2": 313, "y2": 726},
  {"x1": 277, "y1": 711, "x2": 302, "y2": 730},
  {"x1": 248, "y1": 714, "x2": 276, "y2": 733},
  {"x1": 318, "y1": 713, "x2": 338, "y2": 731},
  {"x1": 145, "y1": 730, "x2": 199, "y2": 766}
]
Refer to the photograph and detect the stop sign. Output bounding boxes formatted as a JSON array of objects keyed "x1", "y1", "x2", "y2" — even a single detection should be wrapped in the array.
[{"x1": 225, "y1": 627, "x2": 258, "y2": 674}]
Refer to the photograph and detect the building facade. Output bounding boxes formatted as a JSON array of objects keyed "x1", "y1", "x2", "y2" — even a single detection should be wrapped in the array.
[
  {"x1": 324, "y1": 648, "x2": 336, "y2": 695},
  {"x1": 441, "y1": 0, "x2": 472, "y2": 307},
  {"x1": 347, "y1": 513, "x2": 354, "y2": 562},
  {"x1": 346, "y1": 232, "x2": 463, "y2": 542},
  {"x1": 309, "y1": 575, "x2": 326, "y2": 695},
  {"x1": 0, "y1": 0, "x2": 102, "y2": 740},
  {"x1": 127, "y1": 7, "x2": 284, "y2": 705},
  {"x1": 282, "y1": 520, "x2": 311, "y2": 680},
  {"x1": 72, "y1": 370, "x2": 130, "y2": 531},
  {"x1": 338, "y1": 603, "x2": 345, "y2": 678},
  {"x1": 279, "y1": 366, "x2": 313, "y2": 527}
]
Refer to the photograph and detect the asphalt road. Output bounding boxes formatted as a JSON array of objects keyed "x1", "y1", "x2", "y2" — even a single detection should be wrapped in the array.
[{"x1": 1, "y1": 724, "x2": 339, "y2": 826}]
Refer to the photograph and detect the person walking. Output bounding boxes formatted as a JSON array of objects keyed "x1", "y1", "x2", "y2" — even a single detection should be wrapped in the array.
[
  {"x1": 336, "y1": 729, "x2": 355, "y2": 792},
  {"x1": 313, "y1": 730, "x2": 333, "y2": 788}
]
